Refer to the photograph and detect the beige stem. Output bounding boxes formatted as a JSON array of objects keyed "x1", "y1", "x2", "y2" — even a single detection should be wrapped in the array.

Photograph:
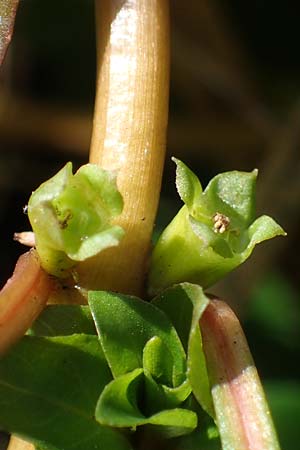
[
  {"x1": 77, "y1": 0, "x2": 170, "y2": 296},
  {"x1": 7, "y1": 437, "x2": 34, "y2": 450}
]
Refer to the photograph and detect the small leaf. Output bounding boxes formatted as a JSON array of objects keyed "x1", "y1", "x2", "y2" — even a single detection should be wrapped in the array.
[
  {"x1": 173, "y1": 158, "x2": 202, "y2": 209},
  {"x1": 96, "y1": 368, "x2": 197, "y2": 437},
  {"x1": 203, "y1": 169, "x2": 258, "y2": 229},
  {"x1": 29, "y1": 305, "x2": 96, "y2": 337},
  {"x1": 143, "y1": 336, "x2": 173, "y2": 386},
  {"x1": 244, "y1": 215, "x2": 286, "y2": 256},
  {"x1": 0, "y1": 335, "x2": 131, "y2": 450},
  {"x1": 143, "y1": 372, "x2": 192, "y2": 416},
  {"x1": 96, "y1": 368, "x2": 145, "y2": 427},
  {"x1": 147, "y1": 408, "x2": 197, "y2": 438},
  {"x1": 88, "y1": 291, "x2": 186, "y2": 386},
  {"x1": 153, "y1": 283, "x2": 214, "y2": 417}
]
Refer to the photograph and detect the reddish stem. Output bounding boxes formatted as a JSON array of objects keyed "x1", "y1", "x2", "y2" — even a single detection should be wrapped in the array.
[{"x1": 200, "y1": 298, "x2": 280, "y2": 450}]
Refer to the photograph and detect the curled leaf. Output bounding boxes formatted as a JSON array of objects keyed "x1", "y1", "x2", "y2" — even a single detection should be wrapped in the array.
[
  {"x1": 96, "y1": 368, "x2": 197, "y2": 438},
  {"x1": 152, "y1": 283, "x2": 214, "y2": 417}
]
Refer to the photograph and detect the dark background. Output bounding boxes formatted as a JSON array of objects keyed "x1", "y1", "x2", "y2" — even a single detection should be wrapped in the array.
[{"x1": 0, "y1": 1, "x2": 299, "y2": 448}]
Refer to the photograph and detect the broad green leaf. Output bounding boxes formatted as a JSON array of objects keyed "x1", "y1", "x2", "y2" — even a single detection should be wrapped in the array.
[
  {"x1": 96, "y1": 368, "x2": 197, "y2": 437},
  {"x1": 153, "y1": 283, "x2": 214, "y2": 417},
  {"x1": 148, "y1": 162, "x2": 286, "y2": 295},
  {"x1": 88, "y1": 291, "x2": 186, "y2": 387},
  {"x1": 0, "y1": 335, "x2": 131, "y2": 450},
  {"x1": 28, "y1": 163, "x2": 124, "y2": 277},
  {"x1": 29, "y1": 305, "x2": 96, "y2": 337}
]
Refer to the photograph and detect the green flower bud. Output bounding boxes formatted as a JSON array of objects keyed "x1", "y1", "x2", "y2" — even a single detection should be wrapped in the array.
[
  {"x1": 28, "y1": 162, "x2": 124, "y2": 277},
  {"x1": 148, "y1": 159, "x2": 286, "y2": 296}
]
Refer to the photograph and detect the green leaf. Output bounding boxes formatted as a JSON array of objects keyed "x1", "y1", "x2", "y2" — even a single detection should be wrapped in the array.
[
  {"x1": 143, "y1": 336, "x2": 174, "y2": 386},
  {"x1": 173, "y1": 158, "x2": 202, "y2": 209},
  {"x1": 173, "y1": 395, "x2": 221, "y2": 450},
  {"x1": 142, "y1": 371, "x2": 191, "y2": 416},
  {"x1": 152, "y1": 283, "x2": 214, "y2": 417},
  {"x1": 148, "y1": 161, "x2": 286, "y2": 295},
  {"x1": 96, "y1": 368, "x2": 197, "y2": 438},
  {"x1": 203, "y1": 169, "x2": 258, "y2": 229},
  {"x1": 28, "y1": 163, "x2": 124, "y2": 277},
  {"x1": 0, "y1": 335, "x2": 131, "y2": 450},
  {"x1": 245, "y1": 215, "x2": 286, "y2": 254},
  {"x1": 29, "y1": 305, "x2": 96, "y2": 337},
  {"x1": 88, "y1": 291, "x2": 186, "y2": 387},
  {"x1": 96, "y1": 368, "x2": 145, "y2": 427}
]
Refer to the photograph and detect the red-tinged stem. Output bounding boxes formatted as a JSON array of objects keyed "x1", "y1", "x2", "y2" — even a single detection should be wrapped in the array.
[
  {"x1": 0, "y1": 249, "x2": 53, "y2": 356},
  {"x1": 0, "y1": 0, "x2": 19, "y2": 66},
  {"x1": 200, "y1": 298, "x2": 280, "y2": 450}
]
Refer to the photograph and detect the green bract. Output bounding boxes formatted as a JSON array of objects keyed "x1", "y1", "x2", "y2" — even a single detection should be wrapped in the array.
[
  {"x1": 28, "y1": 162, "x2": 124, "y2": 277},
  {"x1": 148, "y1": 159, "x2": 286, "y2": 296}
]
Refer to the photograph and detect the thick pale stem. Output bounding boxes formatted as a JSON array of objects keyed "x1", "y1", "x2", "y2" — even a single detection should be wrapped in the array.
[
  {"x1": 7, "y1": 438, "x2": 34, "y2": 450},
  {"x1": 78, "y1": 0, "x2": 170, "y2": 295},
  {"x1": 200, "y1": 299, "x2": 280, "y2": 450}
]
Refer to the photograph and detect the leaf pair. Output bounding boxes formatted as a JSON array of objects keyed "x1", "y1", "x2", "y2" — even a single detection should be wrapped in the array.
[
  {"x1": 89, "y1": 290, "x2": 197, "y2": 437},
  {"x1": 0, "y1": 284, "x2": 216, "y2": 449}
]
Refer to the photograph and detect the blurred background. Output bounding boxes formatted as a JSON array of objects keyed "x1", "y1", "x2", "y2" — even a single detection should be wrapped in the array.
[{"x1": 0, "y1": 1, "x2": 299, "y2": 448}]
